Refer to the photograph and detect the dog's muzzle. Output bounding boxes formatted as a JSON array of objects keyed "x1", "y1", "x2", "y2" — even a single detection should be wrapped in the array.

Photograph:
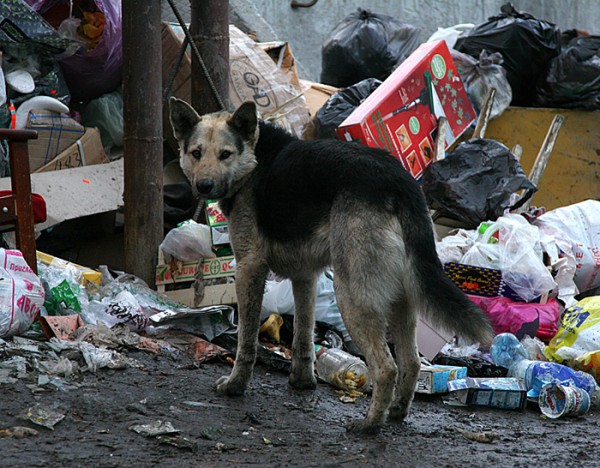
[{"x1": 196, "y1": 179, "x2": 215, "y2": 196}]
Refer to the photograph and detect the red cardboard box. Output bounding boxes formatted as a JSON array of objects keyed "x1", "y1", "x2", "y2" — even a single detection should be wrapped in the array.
[{"x1": 336, "y1": 40, "x2": 476, "y2": 179}]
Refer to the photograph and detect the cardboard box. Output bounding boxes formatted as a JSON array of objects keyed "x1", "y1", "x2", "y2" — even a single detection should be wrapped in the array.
[
  {"x1": 416, "y1": 365, "x2": 468, "y2": 394},
  {"x1": 161, "y1": 22, "x2": 311, "y2": 142},
  {"x1": 26, "y1": 110, "x2": 85, "y2": 172},
  {"x1": 300, "y1": 80, "x2": 339, "y2": 117},
  {"x1": 34, "y1": 127, "x2": 109, "y2": 173},
  {"x1": 155, "y1": 256, "x2": 236, "y2": 285},
  {"x1": 443, "y1": 262, "x2": 521, "y2": 301},
  {"x1": 336, "y1": 40, "x2": 475, "y2": 179},
  {"x1": 160, "y1": 282, "x2": 237, "y2": 308},
  {"x1": 445, "y1": 377, "x2": 527, "y2": 410}
]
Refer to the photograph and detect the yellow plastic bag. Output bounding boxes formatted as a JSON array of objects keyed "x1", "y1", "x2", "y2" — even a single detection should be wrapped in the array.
[{"x1": 545, "y1": 296, "x2": 600, "y2": 380}]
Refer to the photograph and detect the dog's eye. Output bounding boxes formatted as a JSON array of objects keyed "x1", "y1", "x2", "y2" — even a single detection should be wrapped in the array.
[
  {"x1": 219, "y1": 150, "x2": 232, "y2": 161},
  {"x1": 191, "y1": 149, "x2": 202, "y2": 160}
]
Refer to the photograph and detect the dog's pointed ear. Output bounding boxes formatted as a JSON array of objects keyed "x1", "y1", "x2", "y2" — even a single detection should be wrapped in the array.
[
  {"x1": 169, "y1": 97, "x2": 201, "y2": 141},
  {"x1": 227, "y1": 101, "x2": 257, "y2": 141}
]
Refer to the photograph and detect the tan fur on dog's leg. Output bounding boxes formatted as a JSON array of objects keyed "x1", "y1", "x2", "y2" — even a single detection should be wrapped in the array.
[
  {"x1": 336, "y1": 287, "x2": 398, "y2": 434},
  {"x1": 388, "y1": 301, "x2": 420, "y2": 421},
  {"x1": 216, "y1": 256, "x2": 268, "y2": 395},
  {"x1": 289, "y1": 276, "x2": 318, "y2": 389}
]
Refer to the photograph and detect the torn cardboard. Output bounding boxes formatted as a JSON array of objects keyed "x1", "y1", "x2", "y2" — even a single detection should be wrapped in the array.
[
  {"x1": 0, "y1": 158, "x2": 124, "y2": 231},
  {"x1": 34, "y1": 127, "x2": 109, "y2": 173},
  {"x1": 161, "y1": 22, "x2": 310, "y2": 148},
  {"x1": 26, "y1": 110, "x2": 85, "y2": 172}
]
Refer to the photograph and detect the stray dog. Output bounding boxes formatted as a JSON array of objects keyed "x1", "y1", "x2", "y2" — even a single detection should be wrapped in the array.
[{"x1": 169, "y1": 98, "x2": 493, "y2": 434}]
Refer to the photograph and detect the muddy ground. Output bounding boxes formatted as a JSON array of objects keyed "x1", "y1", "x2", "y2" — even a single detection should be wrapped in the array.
[{"x1": 2, "y1": 339, "x2": 600, "y2": 468}]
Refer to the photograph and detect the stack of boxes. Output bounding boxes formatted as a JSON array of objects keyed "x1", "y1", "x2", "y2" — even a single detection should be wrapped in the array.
[{"x1": 156, "y1": 201, "x2": 237, "y2": 307}]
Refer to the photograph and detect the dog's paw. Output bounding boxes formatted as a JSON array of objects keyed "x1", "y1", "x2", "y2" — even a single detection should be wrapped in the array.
[
  {"x1": 388, "y1": 405, "x2": 410, "y2": 422},
  {"x1": 289, "y1": 372, "x2": 317, "y2": 390},
  {"x1": 345, "y1": 419, "x2": 382, "y2": 435},
  {"x1": 215, "y1": 375, "x2": 246, "y2": 396}
]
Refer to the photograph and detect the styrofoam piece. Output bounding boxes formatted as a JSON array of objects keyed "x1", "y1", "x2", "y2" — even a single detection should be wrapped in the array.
[{"x1": 5, "y1": 69, "x2": 35, "y2": 94}]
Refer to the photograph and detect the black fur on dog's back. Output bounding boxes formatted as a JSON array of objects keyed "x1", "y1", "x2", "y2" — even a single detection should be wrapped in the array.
[{"x1": 250, "y1": 122, "x2": 493, "y2": 346}]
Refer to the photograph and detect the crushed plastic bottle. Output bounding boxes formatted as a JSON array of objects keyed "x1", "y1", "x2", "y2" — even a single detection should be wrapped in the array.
[
  {"x1": 315, "y1": 346, "x2": 370, "y2": 393},
  {"x1": 490, "y1": 333, "x2": 600, "y2": 404}
]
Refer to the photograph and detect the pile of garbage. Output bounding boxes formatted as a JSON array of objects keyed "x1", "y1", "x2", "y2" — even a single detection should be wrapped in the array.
[{"x1": 1, "y1": 0, "x2": 599, "y2": 427}]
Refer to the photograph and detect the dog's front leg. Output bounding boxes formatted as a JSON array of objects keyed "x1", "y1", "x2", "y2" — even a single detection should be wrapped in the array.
[
  {"x1": 289, "y1": 276, "x2": 318, "y2": 389},
  {"x1": 216, "y1": 256, "x2": 268, "y2": 395}
]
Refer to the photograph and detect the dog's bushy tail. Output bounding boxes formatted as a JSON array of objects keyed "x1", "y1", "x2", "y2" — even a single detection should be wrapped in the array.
[{"x1": 404, "y1": 214, "x2": 495, "y2": 347}]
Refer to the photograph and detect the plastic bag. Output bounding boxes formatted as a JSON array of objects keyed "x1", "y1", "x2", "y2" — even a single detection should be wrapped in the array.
[
  {"x1": 314, "y1": 78, "x2": 381, "y2": 139},
  {"x1": 0, "y1": 0, "x2": 76, "y2": 56},
  {"x1": 427, "y1": 23, "x2": 474, "y2": 49},
  {"x1": 261, "y1": 271, "x2": 349, "y2": 340},
  {"x1": 26, "y1": 0, "x2": 123, "y2": 102},
  {"x1": 0, "y1": 249, "x2": 45, "y2": 338},
  {"x1": 422, "y1": 138, "x2": 536, "y2": 228},
  {"x1": 450, "y1": 49, "x2": 512, "y2": 119},
  {"x1": 455, "y1": 2, "x2": 561, "y2": 106},
  {"x1": 160, "y1": 220, "x2": 214, "y2": 263},
  {"x1": 37, "y1": 258, "x2": 89, "y2": 315},
  {"x1": 534, "y1": 200, "x2": 600, "y2": 295},
  {"x1": 535, "y1": 35, "x2": 600, "y2": 109},
  {"x1": 544, "y1": 296, "x2": 600, "y2": 381},
  {"x1": 81, "y1": 89, "x2": 123, "y2": 153},
  {"x1": 469, "y1": 295, "x2": 560, "y2": 342},
  {"x1": 320, "y1": 8, "x2": 421, "y2": 88},
  {"x1": 460, "y1": 214, "x2": 557, "y2": 303}
]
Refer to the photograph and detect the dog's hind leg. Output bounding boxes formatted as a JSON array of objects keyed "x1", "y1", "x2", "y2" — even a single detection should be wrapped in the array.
[
  {"x1": 388, "y1": 300, "x2": 420, "y2": 422},
  {"x1": 335, "y1": 285, "x2": 398, "y2": 434},
  {"x1": 289, "y1": 275, "x2": 318, "y2": 389},
  {"x1": 216, "y1": 255, "x2": 269, "y2": 395}
]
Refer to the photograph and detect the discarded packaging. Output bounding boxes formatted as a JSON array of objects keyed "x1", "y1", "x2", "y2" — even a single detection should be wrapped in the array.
[
  {"x1": 539, "y1": 382, "x2": 591, "y2": 419},
  {"x1": 315, "y1": 346, "x2": 370, "y2": 394},
  {"x1": 129, "y1": 420, "x2": 180, "y2": 437},
  {"x1": 416, "y1": 365, "x2": 468, "y2": 394},
  {"x1": 21, "y1": 405, "x2": 65, "y2": 430},
  {"x1": 0, "y1": 426, "x2": 39, "y2": 439},
  {"x1": 491, "y1": 333, "x2": 600, "y2": 401},
  {"x1": 445, "y1": 377, "x2": 527, "y2": 410},
  {"x1": 38, "y1": 314, "x2": 85, "y2": 340},
  {"x1": 0, "y1": 249, "x2": 45, "y2": 339},
  {"x1": 337, "y1": 40, "x2": 475, "y2": 179}
]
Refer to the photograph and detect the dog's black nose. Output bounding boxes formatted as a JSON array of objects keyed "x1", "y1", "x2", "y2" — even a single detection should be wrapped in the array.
[{"x1": 196, "y1": 179, "x2": 214, "y2": 195}]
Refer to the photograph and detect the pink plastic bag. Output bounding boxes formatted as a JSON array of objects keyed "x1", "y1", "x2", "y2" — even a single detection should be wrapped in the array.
[{"x1": 469, "y1": 295, "x2": 560, "y2": 343}]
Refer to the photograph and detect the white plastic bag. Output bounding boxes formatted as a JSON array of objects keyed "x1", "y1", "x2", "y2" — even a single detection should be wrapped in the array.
[
  {"x1": 427, "y1": 23, "x2": 474, "y2": 49},
  {"x1": 160, "y1": 220, "x2": 214, "y2": 263},
  {"x1": 534, "y1": 200, "x2": 600, "y2": 295},
  {"x1": 261, "y1": 271, "x2": 349, "y2": 339},
  {"x1": 460, "y1": 214, "x2": 557, "y2": 302},
  {"x1": 0, "y1": 249, "x2": 45, "y2": 338}
]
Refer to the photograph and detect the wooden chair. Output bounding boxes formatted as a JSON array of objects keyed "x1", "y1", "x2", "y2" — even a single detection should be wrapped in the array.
[{"x1": 0, "y1": 128, "x2": 39, "y2": 274}]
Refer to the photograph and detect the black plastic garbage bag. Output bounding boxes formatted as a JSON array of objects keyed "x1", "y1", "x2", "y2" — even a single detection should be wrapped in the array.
[
  {"x1": 455, "y1": 2, "x2": 561, "y2": 107},
  {"x1": 450, "y1": 49, "x2": 512, "y2": 120},
  {"x1": 535, "y1": 35, "x2": 600, "y2": 109},
  {"x1": 320, "y1": 8, "x2": 421, "y2": 88},
  {"x1": 422, "y1": 138, "x2": 536, "y2": 228},
  {"x1": 314, "y1": 78, "x2": 381, "y2": 139}
]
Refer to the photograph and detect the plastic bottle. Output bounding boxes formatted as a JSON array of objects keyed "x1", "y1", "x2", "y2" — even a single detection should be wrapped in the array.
[
  {"x1": 490, "y1": 333, "x2": 600, "y2": 403},
  {"x1": 314, "y1": 346, "x2": 370, "y2": 393}
]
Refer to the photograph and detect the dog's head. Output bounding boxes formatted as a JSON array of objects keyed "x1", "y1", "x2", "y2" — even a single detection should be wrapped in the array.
[{"x1": 169, "y1": 98, "x2": 259, "y2": 199}]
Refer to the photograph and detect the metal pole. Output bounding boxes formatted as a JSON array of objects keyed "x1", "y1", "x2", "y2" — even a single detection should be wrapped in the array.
[
  {"x1": 190, "y1": 0, "x2": 230, "y2": 113},
  {"x1": 122, "y1": 0, "x2": 164, "y2": 287}
]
